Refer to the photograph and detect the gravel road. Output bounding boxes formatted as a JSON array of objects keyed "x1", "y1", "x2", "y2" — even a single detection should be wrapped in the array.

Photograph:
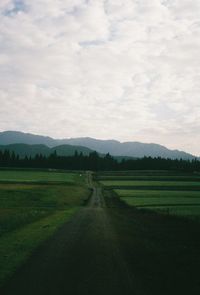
[{"x1": 1, "y1": 185, "x2": 135, "y2": 295}]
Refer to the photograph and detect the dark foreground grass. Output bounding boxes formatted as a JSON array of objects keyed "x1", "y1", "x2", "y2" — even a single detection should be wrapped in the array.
[
  {"x1": 105, "y1": 190, "x2": 200, "y2": 295},
  {"x1": 0, "y1": 183, "x2": 90, "y2": 236},
  {"x1": 143, "y1": 205, "x2": 200, "y2": 219},
  {"x1": 0, "y1": 171, "x2": 91, "y2": 286},
  {"x1": 0, "y1": 208, "x2": 78, "y2": 285}
]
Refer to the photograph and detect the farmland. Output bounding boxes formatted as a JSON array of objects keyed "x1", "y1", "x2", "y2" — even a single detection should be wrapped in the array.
[
  {"x1": 1, "y1": 168, "x2": 200, "y2": 295},
  {"x1": 0, "y1": 170, "x2": 82, "y2": 183},
  {"x1": 0, "y1": 169, "x2": 90, "y2": 285},
  {"x1": 98, "y1": 171, "x2": 200, "y2": 219}
]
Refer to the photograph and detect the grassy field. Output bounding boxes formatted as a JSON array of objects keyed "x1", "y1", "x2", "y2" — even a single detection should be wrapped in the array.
[
  {"x1": 97, "y1": 170, "x2": 199, "y2": 176},
  {"x1": 99, "y1": 171, "x2": 200, "y2": 219},
  {"x1": 0, "y1": 169, "x2": 90, "y2": 285},
  {"x1": 98, "y1": 175, "x2": 200, "y2": 181},
  {"x1": 1, "y1": 169, "x2": 200, "y2": 294},
  {"x1": 0, "y1": 170, "x2": 83, "y2": 183},
  {"x1": 100, "y1": 180, "x2": 200, "y2": 188},
  {"x1": 104, "y1": 193, "x2": 200, "y2": 295}
]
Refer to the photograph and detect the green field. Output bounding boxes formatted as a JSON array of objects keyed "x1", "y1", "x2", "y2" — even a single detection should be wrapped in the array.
[
  {"x1": 143, "y1": 205, "x2": 200, "y2": 217},
  {"x1": 115, "y1": 189, "x2": 200, "y2": 215},
  {"x1": 100, "y1": 180, "x2": 200, "y2": 187},
  {"x1": 121, "y1": 196, "x2": 200, "y2": 206},
  {"x1": 0, "y1": 170, "x2": 83, "y2": 183},
  {"x1": 0, "y1": 169, "x2": 90, "y2": 285},
  {"x1": 99, "y1": 171, "x2": 200, "y2": 219},
  {"x1": 97, "y1": 170, "x2": 199, "y2": 176},
  {"x1": 114, "y1": 189, "x2": 200, "y2": 198},
  {"x1": 98, "y1": 175, "x2": 200, "y2": 181}
]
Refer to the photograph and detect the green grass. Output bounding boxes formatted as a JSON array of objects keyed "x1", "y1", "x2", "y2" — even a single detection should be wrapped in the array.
[
  {"x1": 0, "y1": 170, "x2": 90, "y2": 286},
  {"x1": 98, "y1": 170, "x2": 196, "y2": 176},
  {"x1": 142, "y1": 206, "x2": 200, "y2": 218},
  {"x1": 0, "y1": 183, "x2": 89, "y2": 236},
  {"x1": 114, "y1": 189, "x2": 200, "y2": 198},
  {"x1": 100, "y1": 180, "x2": 200, "y2": 187},
  {"x1": 105, "y1": 193, "x2": 200, "y2": 295},
  {"x1": 114, "y1": 189, "x2": 200, "y2": 219},
  {"x1": 99, "y1": 171, "x2": 200, "y2": 220},
  {"x1": 98, "y1": 175, "x2": 200, "y2": 181},
  {"x1": 0, "y1": 170, "x2": 83, "y2": 183},
  {"x1": 0, "y1": 183, "x2": 89, "y2": 209},
  {"x1": 0, "y1": 208, "x2": 78, "y2": 285},
  {"x1": 103, "y1": 172, "x2": 200, "y2": 294},
  {"x1": 121, "y1": 196, "x2": 200, "y2": 207},
  {"x1": 115, "y1": 188, "x2": 200, "y2": 208}
]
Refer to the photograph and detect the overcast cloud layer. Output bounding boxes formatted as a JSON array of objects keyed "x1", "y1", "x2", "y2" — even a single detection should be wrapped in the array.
[{"x1": 0, "y1": 0, "x2": 200, "y2": 155}]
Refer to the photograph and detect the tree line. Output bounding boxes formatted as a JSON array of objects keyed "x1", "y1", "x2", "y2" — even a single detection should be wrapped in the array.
[{"x1": 0, "y1": 149, "x2": 200, "y2": 171}]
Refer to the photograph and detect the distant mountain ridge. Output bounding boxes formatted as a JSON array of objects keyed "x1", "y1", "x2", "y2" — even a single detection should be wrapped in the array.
[
  {"x1": 0, "y1": 143, "x2": 94, "y2": 158},
  {"x1": 0, "y1": 131, "x2": 58, "y2": 147},
  {"x1": 0, "y1": 131, "x2": 197, "y2": 160}
]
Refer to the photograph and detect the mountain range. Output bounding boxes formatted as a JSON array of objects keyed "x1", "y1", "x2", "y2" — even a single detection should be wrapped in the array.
[
  {"x1": 0, "y1": 143, "x2": 93, "y2": 158},
  {"x1": 0, "y1": 131, "x2": 197, "y2": 160}
]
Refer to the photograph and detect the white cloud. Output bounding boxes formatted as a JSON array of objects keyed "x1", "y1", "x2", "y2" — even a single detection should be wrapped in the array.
[{"x1": 0, "y1": 0, "x2": 200, "y2": 155}]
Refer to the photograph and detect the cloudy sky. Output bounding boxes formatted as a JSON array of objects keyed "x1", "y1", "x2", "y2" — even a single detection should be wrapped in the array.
[{"x1": 0, "y1": 0, "x2": 200, "y2": 155}]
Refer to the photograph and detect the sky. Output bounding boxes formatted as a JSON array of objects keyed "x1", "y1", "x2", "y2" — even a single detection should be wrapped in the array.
[{"x1": 0, "y1": 0, "x2": 200, "y2": 155}]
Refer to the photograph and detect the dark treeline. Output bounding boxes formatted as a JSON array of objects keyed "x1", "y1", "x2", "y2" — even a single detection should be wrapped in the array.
[{"x1": 0, "y1": 149, "x2": 200, "y2": 172}]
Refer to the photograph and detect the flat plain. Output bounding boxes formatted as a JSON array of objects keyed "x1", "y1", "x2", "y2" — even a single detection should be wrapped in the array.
[
  {"x1": 0, "y1": 170, "x2": 80, "y2": 183},
  {"x1": 1, "y1": 169, "x2": 200, "y2": 295}
]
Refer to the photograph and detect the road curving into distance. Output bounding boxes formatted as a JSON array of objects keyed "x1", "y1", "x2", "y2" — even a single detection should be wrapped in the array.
[{"x1": 1, "y1": 174, "x2": 135, "y2": 295}]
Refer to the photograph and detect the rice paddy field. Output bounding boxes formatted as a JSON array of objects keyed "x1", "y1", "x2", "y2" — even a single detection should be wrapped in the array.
[
  {"x1": 1, "y1": 169, "x2": 200, "y2": 295},
  {"x1": 0, "y1": 170, "x2": 83, "y2": 184},
  {"x1": 98, "y1": 170, "x2": 200, "y2": 220},
  {"x1": 0, "y1": 169, "x2": 90, "y2": 285}
]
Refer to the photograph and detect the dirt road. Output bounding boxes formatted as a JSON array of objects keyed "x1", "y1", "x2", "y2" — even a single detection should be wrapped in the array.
[
  {"x1": 2, "y1": 172, "x2": 199, "y2": 295},
  {"x1": 1, "y1": 184, "x2": 135, "y2": 295}
]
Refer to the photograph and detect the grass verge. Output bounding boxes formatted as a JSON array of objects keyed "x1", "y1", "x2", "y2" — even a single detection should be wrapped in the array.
[
  {"x1": 104, "y1": 189, "x2": 200, "y2": 295},
  {"x1": 0, "y1": 207, "x2": 78, "y2": 286}
]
